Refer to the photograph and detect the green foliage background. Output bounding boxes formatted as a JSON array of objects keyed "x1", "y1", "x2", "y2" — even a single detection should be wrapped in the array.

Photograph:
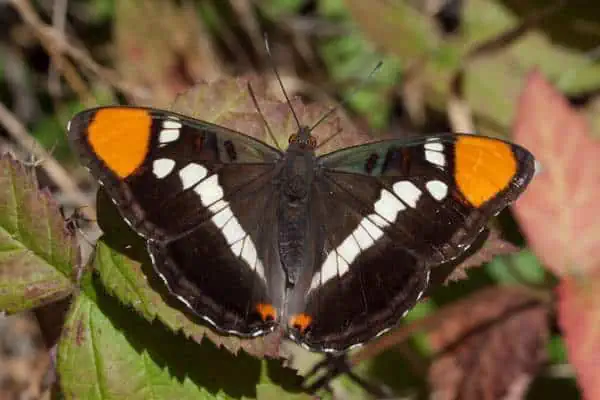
[{"x1": 1, "y1": 0, "x2": 598, "y2": 398}]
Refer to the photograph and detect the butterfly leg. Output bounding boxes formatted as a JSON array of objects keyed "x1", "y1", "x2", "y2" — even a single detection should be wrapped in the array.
[{"x1": 302, "y1": 353, "x2": 392, "y2": 397}]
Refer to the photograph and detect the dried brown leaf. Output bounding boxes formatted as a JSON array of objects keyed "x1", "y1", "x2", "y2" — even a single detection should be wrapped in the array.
[
  {"x1": 428, "y1": 286, "x2": 548, "y2": 400},
  {"x1": 170, "y1": 76, "x2": 367, "y2": 154},
  {"x1": 115, "y1": 0, "x2": 221, "y2": 106}
]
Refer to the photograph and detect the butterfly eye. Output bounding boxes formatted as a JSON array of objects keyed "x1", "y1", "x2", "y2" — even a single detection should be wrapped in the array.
[
  {"x1": 309, "y1": 136, "x2": 317, "y2": 148},
  {"x1": 289, "y1": 134, "x2": 298, "y2": 144}
]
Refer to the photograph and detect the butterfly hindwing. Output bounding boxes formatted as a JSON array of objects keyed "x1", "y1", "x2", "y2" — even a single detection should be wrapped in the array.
[{"x1": 286, "y1": 175, "x2": 429, "y2": 351}]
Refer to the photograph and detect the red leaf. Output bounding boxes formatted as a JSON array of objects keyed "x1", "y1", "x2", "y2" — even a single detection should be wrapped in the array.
[
  {"x1": 428, "y1": 287, "x2": 549, "y2": 400},
  {"x1": 512, "y1": 71, "x2": 600, "y2": 276},
  {"x1": 558, "y1": 272, "x2": 600, "y2": 400}
]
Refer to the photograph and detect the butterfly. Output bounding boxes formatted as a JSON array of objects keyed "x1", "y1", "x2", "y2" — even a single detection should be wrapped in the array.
[{"x1": 67, "y1": 100, "x2": 535, "y2": 353}]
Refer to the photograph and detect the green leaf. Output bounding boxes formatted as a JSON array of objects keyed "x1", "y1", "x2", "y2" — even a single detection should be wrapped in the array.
[
  {"x1": 0, "y1": 155, "x2": 75, "y2": 312},
  {"x1": 547, "y1": 334, "x2": 568, "y2": 364},
  {"x1": 30, "y1": 101, "x2": 85, "y2": 165},
  {"x1": 57, "y1": 274, "x2": 307, "y2": 399},
  {"x1": 259, "y1": 0, "x2": 305, "y2": 17},
  {"x1": 486, "y1": 249, "x2": 546, "y2": 286},
  {"x1": 90, "y1": 0, "x2": 116, "y2": 20},
  {"x1": 318, "y1": 1, "x2": 403, "y2": 129},
  {"x1": 342, "y1": 0, "x2": 600, "y2": 138}
]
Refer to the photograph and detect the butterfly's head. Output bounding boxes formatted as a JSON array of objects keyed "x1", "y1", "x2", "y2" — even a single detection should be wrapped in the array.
[{"x1": 288, "y1": 126, "x2": 317, "y2": 150}]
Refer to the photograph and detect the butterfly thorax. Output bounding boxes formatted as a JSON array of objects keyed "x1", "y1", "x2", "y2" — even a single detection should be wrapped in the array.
[{"x1": 278, "y1": 136, "x2": 318, "y2": 286}]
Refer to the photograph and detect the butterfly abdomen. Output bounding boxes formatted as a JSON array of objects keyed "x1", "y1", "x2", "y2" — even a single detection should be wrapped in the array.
[{"x1": 277, "y1": 149, "x2": 318, "y2": 285}]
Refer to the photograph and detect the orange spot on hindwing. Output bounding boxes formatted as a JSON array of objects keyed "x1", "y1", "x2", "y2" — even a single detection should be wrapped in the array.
[
  {"x1": 290, "y1": 314, "x2": 312, "y2": 334},
  {"x1": 88, "y1": 108, "x2": 152, "y2": 178},
  {"x1": 455, "y1": 136, "x2": 517, "y2": 207},
  {"x1": 255, "y1": 303, "x2": 276, "y2": 321}
]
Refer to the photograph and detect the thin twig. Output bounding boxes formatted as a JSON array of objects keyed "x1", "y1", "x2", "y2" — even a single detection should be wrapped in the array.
[
  {"x1": 0, "y1": 101, "x2": 95, "y2": 220},
  {"x1": 349, "y1": 313, "x2": 435, "y2": 366},
  {"x1": 230, "y1": 0, "x2": 268, "y2": 60},
  {"x1": 48, "y1": 0, "x2": 68, "y2": 98},
  {"x1": 10, "y1": 0, "x2": 93, "y2": 105},
  {"x1": 447, "y1": 70, "x2": 474, "y2": 133},
  {"x1": 9, "y1": 0, "x2": 149, "y2": 102}
]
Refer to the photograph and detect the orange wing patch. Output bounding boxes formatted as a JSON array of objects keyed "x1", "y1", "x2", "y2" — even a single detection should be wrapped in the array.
[
  {"x1": 255, "y1": 303, "x2": 276, "y2": 321},
  {"x1": 455, "y1": 136, "x2": 517, "y2": 207},
  {"x1": 88, "y1": 108, "x2": 152, "y2": 178},
  {"x1": 289, "y1": 313, "x2": 312, "y2": 333}
]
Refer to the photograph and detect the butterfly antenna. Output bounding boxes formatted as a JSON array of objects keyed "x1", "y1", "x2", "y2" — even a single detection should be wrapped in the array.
[
  {"x1": 263, "y1": 33, "x2": 303, "y2": 130},
  {"x1": 309, "y1": 61, "x2": 383, "y2": 133},
  {"x1": 247, "y1": 82, "x2": 282, "y2": 151}
]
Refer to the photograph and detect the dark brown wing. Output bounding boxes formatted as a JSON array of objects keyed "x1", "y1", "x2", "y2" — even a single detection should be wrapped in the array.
[
  {"x1": 286, "y1": 134, "x2": 535, "y2": 352},
  {"x1": 68, "y1": 106, "x2": 286, "y2": 336}
]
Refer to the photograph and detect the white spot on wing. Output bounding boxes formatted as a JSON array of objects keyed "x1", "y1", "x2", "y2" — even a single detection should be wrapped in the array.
[
  {"x1": 425, "y1": 150, "x2": 445, "y2": 167},
  {"x1": 241, "y1": 237, "x2": 258, "y2": 270},
  {"x1": 393, "y1": 181, "x2": 421, "y2": 208},
  {"x1": 337, "y1": 254, "x2": 349, "y2": 276},
  {"x1": 426, "y1": 180, "x2": 448, "y2": 200},
  {"x1": 159, "y1": 129, "x2": 180, "y2": 144},
  {"x1": 195, "y1": 174, "x2": 223, "y2": 204},
  {"x1": 353, "y1": 225, "x2": 374, "y2": 249},
  {"x1": 208, "y1": 199, "x2": 228, "y2": 213},
  {"x1": 230, "y1": 240, "x2": 243, "y2": 256},
  {"x1": 374, "y1": 189, "x2": 405, "y2": 223},
  {"x1": 337, "y1": 235, "x2": 361, "y2": 265},
  {"x1": 152, "y1": 158, "x2": 175, "y2": 179},
  {"x1": 255, "y1": 261, "x2": 266, "y2": 280},
  {"x1": 309, "y1": 271, "x2": 321, "y2": 291},
  {"x1": 368, "y1": 214, "x2": 389, "y2": 228},
  {"x1": 361, "y1": 216, "x2": 385, "y2": 239},
  {"x1": 66, "y1": 120, "x2": 71, "y2": 131},
  {"x1": 211, "y1": 206, "x2": 233, "y2": 228},
  {"x1": 194, "y1": 172, "x2": 267, "y2": 284},
  {"x1": 179, "y1": 163, "x2": 207, "y2": 189},
  {"x1": 163, "y1": 120, "x2": 182, "y2": 129},
  {"x1": 310, "y1": 203, "x2": 396, "y2": 290},
  {"x1": 424, "y1": 140, "x2": 443, "y2": 151},
  {"x1": 221, "y1": 216, "x2": 245, "y2": 244},
  {"x1": 320, "y1": 251, "x2": 338, "y2": 284}
]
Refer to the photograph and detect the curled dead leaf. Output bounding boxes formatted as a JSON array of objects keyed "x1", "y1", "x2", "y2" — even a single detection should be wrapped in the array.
[{"x1": 428, "y1": 286, "x2": 549, "y2": 400}]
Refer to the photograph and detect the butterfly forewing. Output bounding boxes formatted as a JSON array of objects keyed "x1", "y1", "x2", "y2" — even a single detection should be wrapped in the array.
[
  {"x1": 68, "y1": 107, "x2": 282, "y2": 240},
  {"x1": 319, "y1": 134, "x2": 535, "y2": 264}
]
